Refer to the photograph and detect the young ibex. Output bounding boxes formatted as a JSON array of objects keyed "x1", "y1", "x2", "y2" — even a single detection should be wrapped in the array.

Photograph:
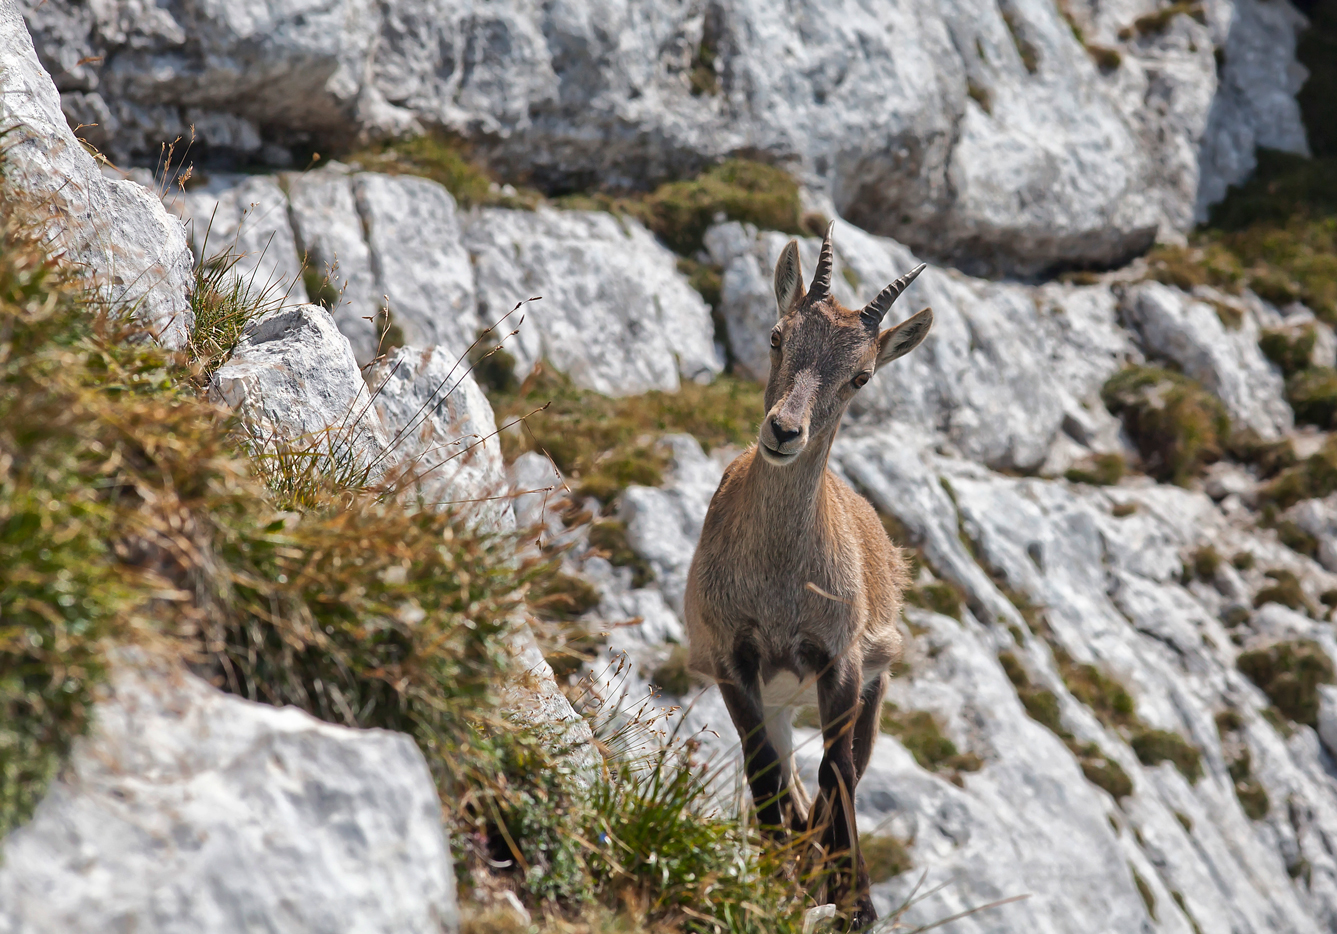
[{"x1": 684, "y1": 224, "x2": 932, "y2": 928}]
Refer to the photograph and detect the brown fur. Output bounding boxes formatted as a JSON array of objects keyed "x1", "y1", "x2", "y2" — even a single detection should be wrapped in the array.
[{"x1": 683, "y1": 226, "x2": 931, "y2": 929}]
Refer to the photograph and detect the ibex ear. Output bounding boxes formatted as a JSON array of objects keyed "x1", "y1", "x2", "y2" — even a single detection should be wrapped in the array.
[
  {"x1": 876, "y1": 307, "x2": 933, "y2": 368},
  {"x1": 774, "y1": 239, "x2": 804, "y2": 317}
]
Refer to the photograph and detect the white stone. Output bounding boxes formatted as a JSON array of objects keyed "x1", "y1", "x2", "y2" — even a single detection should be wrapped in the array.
[
  {"x1": 466, "y1": 208, "x2": 720, "y2": 396},
  {"x1": 371, "y1": 345, "x2": 514, "y2": 532},
  {"x1": 0, "y1": 660, "x2": 459, "y2": 934},
  {"x1": 354, "y1": 173, "x2": 479, "y2": 362},
  {"x1": 207, "y1": 304, "x2": 389, "y2": 476},
  {"x1": 1120, "y1": 280, "x2": 1292, "y2": 438},
  {"x1": 1, "y1": 0, "x2": 192, "y2": 346}
]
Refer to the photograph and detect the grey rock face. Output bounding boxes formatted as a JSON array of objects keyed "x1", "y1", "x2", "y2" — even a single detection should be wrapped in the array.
[
  {"x1": 466, "y1": 208, "x2": 720, "y2": 396},
  {"x1": 168, "y1": 173, "x2": 310, "y2": 307},
  {"x1": 355, "y1": 173, "x2": 479, "y2": 362},
  {"x1": 1, "y1": 0, "x2": 192, "y2": 346},
  {"x1": 1119, "y1": 280, "x2": 1292, "y2": 438},
  {"x1": 19, "y1": 0, "x2": 1312, "y2": 276},
  {"x1": 706, "y1": 220, "x2": 1133, "y2": 471},
  {"x1": 207, "y1": 303, "x2": 389, "y2": 474},
  {"x1": 0, "y1": 661, "x2": 459, "y2": 934},
  {"x1": 371, "y1": 344, "x2": 515, "y2": 532}
]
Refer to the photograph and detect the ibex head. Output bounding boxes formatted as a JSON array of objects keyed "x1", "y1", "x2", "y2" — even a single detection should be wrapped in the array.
[{"x1": 758, "y1": 223, "x2": 933, "y2": 466}]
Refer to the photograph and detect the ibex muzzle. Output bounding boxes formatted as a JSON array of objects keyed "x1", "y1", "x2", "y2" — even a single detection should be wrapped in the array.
[{"x1": 685, "y1": 222, "x2": 934, "y2": 929}]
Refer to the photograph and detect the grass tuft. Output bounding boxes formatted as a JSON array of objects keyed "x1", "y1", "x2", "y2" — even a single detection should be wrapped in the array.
[
  {"x1": 1260, "y1": 436, "x2": 1337, "y2": 508},
  {"x1": 1065, "y1": 452, "x2": 1125, "y2": 486},
  {"x1": 881, "y1": 705, "x2": 983, "y2": 780},
  {"x1": 1102, "y1": 366, "x2": 1230, "y2": 486},
  {"x1": 1130, "y1": 729, "x2": 1202, "y2": 783},
  {"x1": 1286, "y1": 367, "x2": 1337, "y2": 428},
  {"x1": 493, "y1": 367, "x2": 763, "y2": 503},
  {"x1": 1236, "y1": 640, "x2": 1335, "y2": 726}
]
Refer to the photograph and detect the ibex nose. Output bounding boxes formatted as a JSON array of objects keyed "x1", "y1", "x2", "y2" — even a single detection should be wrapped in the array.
[{"x1": 770, "y1": 417, "x2": 800, "y2": 446}]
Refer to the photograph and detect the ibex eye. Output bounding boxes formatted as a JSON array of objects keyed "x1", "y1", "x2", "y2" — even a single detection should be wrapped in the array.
[
  {"x1": 851, "y1": 372, "x2": 870, "y2": 389},
  {"x1": 770, "y1": 329, "x2": 782, "y2": 349}
]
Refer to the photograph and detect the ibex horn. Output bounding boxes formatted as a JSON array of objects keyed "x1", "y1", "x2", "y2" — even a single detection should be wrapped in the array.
[
  {"x1": 862, "y1": 263, "x2": 927, "y2": 327},
  {"x1": 809, "y1": 221, "x2": 836, "y2": 300}
]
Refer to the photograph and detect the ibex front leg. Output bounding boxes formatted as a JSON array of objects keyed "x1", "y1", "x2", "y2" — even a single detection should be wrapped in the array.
[
  {"x1": 815, "y1": 655, "x2": 876, "y2": 929},
  {"x1": 719, "y1": 642, "x2": 801, "y2": 835}
]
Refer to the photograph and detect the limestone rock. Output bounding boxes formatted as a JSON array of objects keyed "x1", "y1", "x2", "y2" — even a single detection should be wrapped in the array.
[
  {"x1": 1, "y1": 0, "x2": 192, "y2": 346},
  {"x1": 466, "y1": 208, "x2": 720, "y2": 396},
  {"x1": 286, "y1": 167, "x2": 383, "y2": 365},
  {"x1": 371, "y1": 344, "x2": 515, "y2": 531},
  {"x1": 1119, "y1": 280, "x2": 1292, "y2": 438},
  {"x1": 169, "y1": 173, "x2": 309, "y2": 308},
  {"x1": 0, "y1": 661, "x2": 459, "y2": 934},
  {"x1": 354, "y1": 173, "x2": 479, "y2": 363},
  {"x1": 22, "y1": 0, "x2": 1312, "y2": 275},
  {"x1": 207, "y1": 304, "x2": 389, "y2": 475}
]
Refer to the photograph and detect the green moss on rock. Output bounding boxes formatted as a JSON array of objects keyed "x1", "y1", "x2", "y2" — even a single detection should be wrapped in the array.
[{"x1": 1102, "y1": 366, "x2": 1230, "y2": 486}]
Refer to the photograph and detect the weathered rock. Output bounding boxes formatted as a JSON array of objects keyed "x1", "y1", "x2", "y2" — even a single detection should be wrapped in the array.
[
  {"x1": 169, "y1": 173, "x2": 309, "y2": 307},
  {"x1": 1285, "y1": 495, "x2": 1337, "y2": 574},
  {"x1": 21, "y1": 0, "x2": 1312, "y2": 276},
  {"x1": 1194, "y1": 0, "x2": 1312, "y2": 218},
  {"x1": 355, "y1": 173, "x2": 479, "y2": 363},
  {"x1": 1, "y1": 0, "x2": 192, "y2": 346},
  {"x1": 706, "y1": 220, "x2": 1132, "y2": 471},
  {"x1": 1119, "y1": 280, "x2": 1292, "y2": 438},
  {"x1": 371, "y1": 344, "x2": 514, "y2": 531},
  {"x1": 466, "y1": 208, "x2": 720, "y2": 396},
  {"x1": 286, "y1": 167, "x2": 383, "y2": 364},
  {"x1": 207, "y1": 304, "x2": 389, "y2": 474},
  {"x1": 0, "y1": 660, "x2": 459, "y2": 934}
]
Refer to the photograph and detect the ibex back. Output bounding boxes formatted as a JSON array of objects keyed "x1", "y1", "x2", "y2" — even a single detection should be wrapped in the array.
[{"x1": 684, "y1": 224, "x2": 932, "y2": 929}]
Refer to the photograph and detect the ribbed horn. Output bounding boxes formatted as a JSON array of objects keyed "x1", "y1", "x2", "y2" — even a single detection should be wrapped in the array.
[
  {"x1": 862, "y1": 262, "x2": 927, "y2": 327},
  {"x1": 809, "y1": 220, "x2": 836, "y2": 299}
]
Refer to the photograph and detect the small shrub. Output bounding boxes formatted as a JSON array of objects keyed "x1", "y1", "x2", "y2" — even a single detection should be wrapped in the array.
[
  {"x1": 967, "y1": 79, "x2": 994, "y2": 114},
  {"x1": 1236, "y1": 640, "x2": 1335, "y2": 726},
  {"x1": 1063, "y1": 662, "x2": 1137, "y2": 729},
  {"x1": 1259, "y1": 325, "x2": 1317, "y2": 378},
  {"x1": 345, "y1": 133, "x2": 539, "y2": 210},
  {"x1": 998, "y1": 651, "x2": 1029, "y2": 688},
  {"x1": 1126, "y1": 2, "x2": 1205, "y2": 38},
  {"x1": 881, "y1": 705, "x2": 982, "y2": 776},
  {"x1": 1020, "y1": 688, "x2": 1064, "y2": 735},
  {"x1": 1286, "y1": 367, "x2": 1337, "y2": 428},
  {"x1": 1236, "y1": 779, "x2": 1270, "y2": 820},
  {"x1": 491, "y1": 367, "x2": 763, "y2": 503},
  {"x1": 645, "y1": 160, "x2": 802, "y2": 256},
  {"x1": 1174, "y1": 811, "x2": 1193, "y2": 833},
  {"x1": 1102, "y1": 366, "x2": 1230, "y2": 486},
  {"x1": 904, "y1": 580, "x2": 965, "y2": 620},
  {"x1": 1065, "y1": 452, "x2": 1126, "y2": 486},
  {"x1": 1190, "y1": 545, "x2": 1221, "y2": 581},
  {"x1": 1252, "y1": 568, "x2": 1311, "y2": 614},
  {"x1": 1276, "y1": 520, "x2": 1319, "y2": 559},
  {"x1": 1068, "y1": 741, "x2": 1133, "y2": 799},
  {"x1": 860, "y1": 833, "x2": 913, "y2": 883},
  {"x1": 1228, "y1": 430, "x2": 1297, "y2": 479},
  {"x1": 1112, "y1": 502, "x2": 1138, "y2": 518},
  {"x1": 1130, "y1": 729, "x2": 1203, "y2": 783},
  {"x1": 1260, "y1": 436, "x2": 1337, "y2": 508},
  {"x1": 649, "y1": 644, "x2": 695, "y2": 696},
  {"x1": 1087, "y1": 44, "x2": 1122, "y2": 72},
  {"x1": 1232, "y1": 551, "x2": 1256, "y2": 570}
]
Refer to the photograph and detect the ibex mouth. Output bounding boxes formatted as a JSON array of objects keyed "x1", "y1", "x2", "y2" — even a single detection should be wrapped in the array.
[{"x1": 759, "y1": 440, "x2": 800, "y2": 465}]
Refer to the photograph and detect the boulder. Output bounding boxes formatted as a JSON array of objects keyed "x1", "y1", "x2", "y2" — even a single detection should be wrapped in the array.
[
  {"x1": 354, "y1": 173, "x2": 479, "y2": 363},
  {"x1": 0, "y1": 660, "x2": 459, "y2": 934},
  {"x1": 169, "y1": 173, "x2": 309, "y2": 307},
  {"x1": 207, "y1": 304, "x2": 389, "y2": 475},
  {"x1": 1, "y1": 0, "x2": 192, "y2": 346},
  {"x1": 371, "y1": 344, "x2": 515, "y2": 532},
  {"x1": 466, "y1": 208, "x2": 720, "y2": 396},
  {"x1": 286, "y1": 167, "x2": 383, "y2": 364},
  {"x1": 1119, "y1": 280, "x2": 1292, "y2": 439},
  {"x1": 20, "y1": 0, "x2": 1312, "y2": 276}
]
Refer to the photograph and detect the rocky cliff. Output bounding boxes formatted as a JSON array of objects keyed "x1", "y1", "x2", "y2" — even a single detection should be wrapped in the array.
[{"x1": 4, "y1": 0, "x2": 1337, "y2": 931}]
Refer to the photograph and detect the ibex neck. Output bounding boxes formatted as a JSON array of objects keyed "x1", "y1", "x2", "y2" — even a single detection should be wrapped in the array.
[{"x1": 744, "y1": 429, "x2": 837, "y2": 527}]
